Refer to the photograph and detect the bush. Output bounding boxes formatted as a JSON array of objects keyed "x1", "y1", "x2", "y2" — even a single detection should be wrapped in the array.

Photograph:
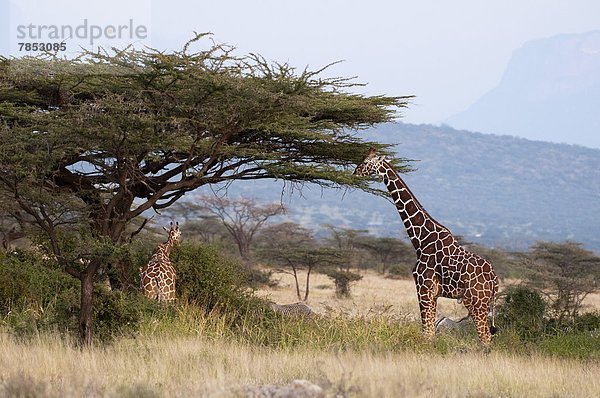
[
  {"x1": 0, "y1": 250, "x2": 78, "y2": 312},
  {"x1": 244, "y1": 267, "x2": 274, "y2": 288},
  {"x1": 323, "y1": 269, "x2": 363, "y2": 298},
  {"x1": 538, "y1": 333, "x2": 600, "y2": 360},
  {"x1": 0, "y1": 250, "x2": 79, "y2": 336},
  {"x1": 573, "y1": 311, "x2": 600, "y2": 333},
  {"x1": 0, "y1": 249, "x2": 164, "y2": 341},
  {"x1": 93, "y1": 288, "x2": 165, "y2": 342},
  {"x1": 172, "y1": 242, "x2": 263, "y2": 313},
  {"x1": 497, "y1": 286, "x2": 546, "y2": 339}
]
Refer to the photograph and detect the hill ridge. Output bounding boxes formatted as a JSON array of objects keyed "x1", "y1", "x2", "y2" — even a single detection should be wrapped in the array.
[{"x1": 188, "y1": 123, "x2": 600, "y2": 253}]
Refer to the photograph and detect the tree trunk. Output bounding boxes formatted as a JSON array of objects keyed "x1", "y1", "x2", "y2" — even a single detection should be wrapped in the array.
[
  {"x1": 291, "y1": 266, "x2": 301, "y2": 301},
  {"x1": 303, "y1": 265, "x2": 313, "y2": 301},
  {"x1": 237, "y1": 239, "x2": 252, "y2": 267},
  {"x1": 78, "y1": 260, "x2": 100, "y2": 347}
]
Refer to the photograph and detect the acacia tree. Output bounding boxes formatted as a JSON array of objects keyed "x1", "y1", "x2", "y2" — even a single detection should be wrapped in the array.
[
  {"x1": 180, "y1": 217, "x2": 231, "y2": 246},
  {"x1": 171, "y1": 195, "x2": 286, "y2": 263},
  {"x1": 323, "y1": 225, "x2": 369, "y2": 270},
  {"x1": 258, "y1": 222, "x2": 341, "y2": 301},
  {"x1": 525, "y1": 241, "x2": 600, "y2": 323},
  {"x1": 0, "y1": 35, "x2": 411, "y2": 345},
  {"x1": 355, "y1": 235, "x2": 413, "y2": 274}
]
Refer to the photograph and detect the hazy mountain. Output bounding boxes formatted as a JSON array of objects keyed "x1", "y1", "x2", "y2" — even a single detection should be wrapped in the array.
[
  {"x1": 446, "y1": 30, "x2": 600, "y2": 149},
  {"x1": 188, "y1": 123, "x2": 600, "y2": 254}
]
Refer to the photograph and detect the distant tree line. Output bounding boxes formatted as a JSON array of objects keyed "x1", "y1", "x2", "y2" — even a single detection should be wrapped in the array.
[{"x1": 167, "y1": 197, "x2": 600, "y2": 315}]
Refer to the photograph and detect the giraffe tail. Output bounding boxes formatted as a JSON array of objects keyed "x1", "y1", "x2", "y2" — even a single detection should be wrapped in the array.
[{"x1": 489, "y1": 281, "x2": 498, "y2": 335}]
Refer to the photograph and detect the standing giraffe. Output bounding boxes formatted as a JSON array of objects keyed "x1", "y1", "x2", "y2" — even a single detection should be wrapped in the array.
[
  {"x1": 354, "y1": 148, "x2": 499, "y2": 344},
  {"x1": 140, "y1": 222, "x2": 181, "y2": 303}
]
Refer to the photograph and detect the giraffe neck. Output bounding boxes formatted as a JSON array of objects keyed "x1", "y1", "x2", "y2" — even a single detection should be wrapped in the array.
[
  {"x1": 158, "y1": 236, "x2": 176, "y2": 257},
  {"x1": 377, "y1": 160, "x2": 448, "y2": 250}
]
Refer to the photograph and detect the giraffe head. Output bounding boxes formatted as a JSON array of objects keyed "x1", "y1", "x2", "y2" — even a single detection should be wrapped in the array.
[
  {"x1": 163, "y1": 221, "x2": 181, "y2": 246},
  {"x1": 353, "y1": 147, "x2": 385, "y2": 176}
]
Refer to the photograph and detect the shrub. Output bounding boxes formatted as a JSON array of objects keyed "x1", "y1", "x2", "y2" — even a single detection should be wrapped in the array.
[
  {"x1": 573, "y1": 311, "x2": 600, "y2": 333},
  {"x1": 497, "y1": 285, "x2": 546, "y2": 339},
  {"x1": 172, "y1": 242, "x2": 263, "y2": 313},
  {"x1": 538, "y1": 333, "x2": 600, "y2": 360},
  {"x1": 92, "y1": 288, "x2": 164, "y2": 342},
  {"x1": 0, "y1": 250, "x2": 78, "y2": 312},
  {"x1": 244, "y1": 267, "x2": 274, "y2": 288},
  {"x1": 0, "y1": 249, "x2": 163, "y2": 341},
  {"x1": 322, "y1": 269, "x2": 363, "y2": 298}
]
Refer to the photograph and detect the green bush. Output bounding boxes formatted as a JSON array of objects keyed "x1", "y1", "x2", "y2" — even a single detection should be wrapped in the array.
[
  {"x1": 0, "y1": 249, "x2": 164, "y2": 341},
  {"x1": 93, "y1": 288, "x2": 164, "y2": 341},
  {"x1": 172, "y1": 242, "x2": 262, "y2": 313},
  {"x1": 0, "y1": 250, "x2": 76, "y2": 336},
  {"x1": 497, "y1": 286, "x2": 546, "y2": 339},
  {"x1": 573, "y1": 311, "x2": 600, "y2": 333},
  {"x1": 322, "y1": 269, "x2": 363, "y2": 298},
  {"x1": 0, "y1": 250, "x2": 78, "y2": 312},
  {"x1": 538, "y1": 333, "x2": 600, "y2": 360}
]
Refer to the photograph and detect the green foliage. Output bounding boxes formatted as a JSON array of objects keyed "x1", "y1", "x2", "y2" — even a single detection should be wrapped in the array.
[
  {"x1": 323, "y1": 269, "x2": 363, "y2": 298},
  {"x1": 172, "y1": 242, "x2": 261, "y2": 313},
  {"x1": 524, "y1": 241, "x2": 600, "y2": 323},
  {"x1": 0, "y1": 250, "x2": 78, "y2": 313},
  {"x1": 497, "y1": 286, "x2": 546, "y2": 339},
  {"x1": 0, "y1": 248, "x2": 162, "y2": 341},
  {"x1": 573, "y1": 311, "x2": 600, "y2": 333},
  {"x1": 92, "y1": 288, "x2": 164, "y2": 342},
  {"x1": 538, "y1": 333, "x2": 600, "y2": 360}
]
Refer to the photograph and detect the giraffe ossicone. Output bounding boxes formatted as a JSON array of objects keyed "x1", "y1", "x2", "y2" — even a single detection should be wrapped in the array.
[
  {"x1": 354, "y1": 148, "x2": 499, "y2": 345},
  {"x1": 140, "y1": 221, "x2": 181, "y2": 303}
]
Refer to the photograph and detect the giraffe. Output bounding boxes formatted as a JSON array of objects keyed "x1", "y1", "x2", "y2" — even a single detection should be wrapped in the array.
[
  {"x1": 140, "y1": 221, "x2": 181, "y2": 303},
  {"x1": 354, "y1": 148, "x2": 499, "y2": 345}
]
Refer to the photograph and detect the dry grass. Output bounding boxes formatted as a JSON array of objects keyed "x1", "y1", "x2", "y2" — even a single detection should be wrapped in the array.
[
  {"x1": 2, "y1": 270, "x2": 598, "y2": 397},
  {"x1": 256, "y1": 269, "x2": 470, "y2": 320},
  {"x1": 257, "y1": 269, "x2": 600, "y2": 319},
  {"x1": 1, "y1": 333, "x2": 599, "y2": 397}
]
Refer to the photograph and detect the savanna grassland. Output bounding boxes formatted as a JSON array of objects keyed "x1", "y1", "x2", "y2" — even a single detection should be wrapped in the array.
[
  {"x1": 2, "y1": 332, "x2": 599, "y2": 397},
  {"x1": 2, "y1": 267, "x2": 599, "y2": 397}
]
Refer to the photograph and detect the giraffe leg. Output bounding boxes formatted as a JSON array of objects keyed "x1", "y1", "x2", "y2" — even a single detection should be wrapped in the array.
[
  {"x1": 417, "y1": 295, "x2": 438, "y2": 339},
  {"x1": 469, "y1": 305, "x2": 492, "y2": 346}
]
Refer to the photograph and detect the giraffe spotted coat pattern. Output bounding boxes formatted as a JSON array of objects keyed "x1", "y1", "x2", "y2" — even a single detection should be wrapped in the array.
[
  {"x1": 354, "y1": 148, "x2": 499, "y2": 345},
  {"x1": 140, "y1": 222, "x2": 180, "y2": 303}
]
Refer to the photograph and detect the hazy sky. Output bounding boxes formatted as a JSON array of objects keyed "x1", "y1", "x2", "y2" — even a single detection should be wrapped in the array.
[
  {"x1": 3, "y1": 0, "x2": 600, "y2": 124},
  {"x1": 150, "y1": 0, "x2": 600, "y2": 124}
]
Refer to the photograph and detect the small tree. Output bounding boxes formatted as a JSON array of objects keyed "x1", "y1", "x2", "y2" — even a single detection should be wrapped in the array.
[
  {"x1": 524, "y1": 241, "x2": 600, "y2": 323},
  {"x1": 323, "y1": 268, "x2": 363, "y2": 298},
  {"x1": 323, "y1": 225, "x2": 369, "y2": 270},
  {"x1": 171, "y1": 196, "x2": 286, "y2": 264},
  {"x1": 258, "y1": 222, "x2": 339, "y2": 301},
  {"x1": 355, "y1": 235, "x2": 413, "y2": 274}
]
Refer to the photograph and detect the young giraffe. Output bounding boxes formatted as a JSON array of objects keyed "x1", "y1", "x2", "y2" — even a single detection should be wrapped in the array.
[
  {"x1": 140, "y1": 222, "x2": 181, "y2": 303},
  {"x1": 354, "y1": 148, "x2": 499, "y2": 345}
]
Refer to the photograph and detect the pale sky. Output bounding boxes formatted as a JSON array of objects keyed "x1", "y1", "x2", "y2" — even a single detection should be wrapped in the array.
[
  {"x1": 150, "y1": 0, "x2": 600, "y2": 124},
  {"x1": 3, "y1": 0, "x2": 600, "y2": 124}
]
